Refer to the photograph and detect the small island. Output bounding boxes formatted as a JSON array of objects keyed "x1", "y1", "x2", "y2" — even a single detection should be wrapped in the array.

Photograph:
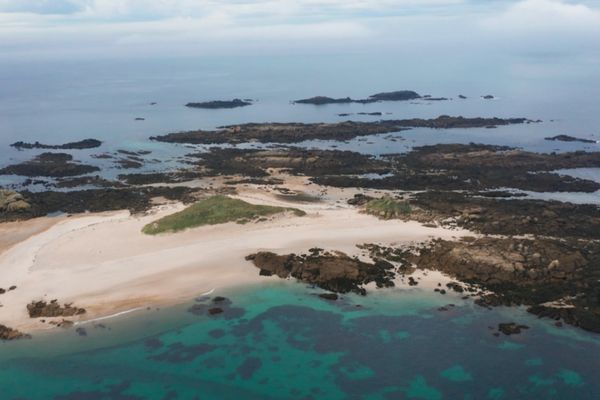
[{"x1": 185, "y1": 99, "x2": 253, "y2": 109}]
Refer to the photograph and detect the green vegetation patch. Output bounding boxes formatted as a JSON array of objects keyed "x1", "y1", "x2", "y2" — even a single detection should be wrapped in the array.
[
  {"x1": 365, "y1": 196, "x2": 411, "y2": 220},
  {"x1": 142, "y1": 195, "x2": 305, "y2": 235}
]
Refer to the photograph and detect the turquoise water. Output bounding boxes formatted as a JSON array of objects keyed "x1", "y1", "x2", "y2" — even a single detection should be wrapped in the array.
[{"x1": 1, "y1": 282, "x2": 599, "y2": 399}]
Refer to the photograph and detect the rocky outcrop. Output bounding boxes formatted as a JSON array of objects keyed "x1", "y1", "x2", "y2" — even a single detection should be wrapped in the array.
[
  {"x1": 10, "y1": 139, "x2": 102, "y2": 150},
  {"x1": 0, "y1": 153, "x2": 100, "y2": 177},
  {"x1": 27, "y1": 300, "x2": 86, "y2": 318},
  {"x1": 185, "y1": 99, "x2": 252, "y2": 109},
  {"x1": 246, "y1": 249, "x2": 396, "y2": 295},
  {"x1": 406, "y1": 237, "x2": 600, "y2": 333},
  {"x1": 0, "y1": 324, "x2": 28, "y2": 340},
  {"x1": 0, "y1": 190, "x2": 30, "y2": 212}
]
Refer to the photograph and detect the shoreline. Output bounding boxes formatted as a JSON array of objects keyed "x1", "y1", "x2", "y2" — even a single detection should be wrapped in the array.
[{"x1": 0, "y1": 188, "x2": 471, "y2": 334}]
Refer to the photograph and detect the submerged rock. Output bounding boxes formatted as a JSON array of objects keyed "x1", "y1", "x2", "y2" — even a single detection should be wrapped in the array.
[{"x1": 498, "y1": 323, "x2": 529, "y2": 336}]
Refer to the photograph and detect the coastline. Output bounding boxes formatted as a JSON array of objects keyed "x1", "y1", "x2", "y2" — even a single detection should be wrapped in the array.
[{"x1": 0, "y1": 187, "x2": 471, "y2": 334}]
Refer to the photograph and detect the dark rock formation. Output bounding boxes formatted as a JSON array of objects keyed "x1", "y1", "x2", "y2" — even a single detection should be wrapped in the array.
[
  {"x1": 246, "y1": 249, "x2": 396, "y2": 295},
  {"x1": 0, "y1": 153, "x2": 100, "y2": 177},
  {"x1": 190, "y1": 147, "x2": 388, "y2": 178},
  {"x1": 27, "y1": 300, "x2": 86, "y2": 318},
  {"x1": 545, "y1": 135, "x2": 596, "y2": 144},
  {"x1": 314, "y1": 143, "x2": 600, "y2": 193},
  {"x1": 10, "y1": 139, "x2": 102, "y2": 150},
  {"x1": 185, "y1": 99, "x2": 252, "y2": 109},
  {"x1": 151, "y1": 116, "x2": 529, "y2": 145}
]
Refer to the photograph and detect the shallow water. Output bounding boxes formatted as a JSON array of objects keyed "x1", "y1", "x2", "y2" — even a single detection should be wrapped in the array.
[{"x1": 1, "y1": 282, "x2": 599, "y2": 399}]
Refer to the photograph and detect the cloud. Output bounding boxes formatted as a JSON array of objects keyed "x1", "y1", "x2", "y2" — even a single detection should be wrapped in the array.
[
  {"x1": 0, "y1": 0, "x2": 598, "y2": 61},
  {"x1": 482, "y1": 0, "x2": 600, "y2": 33}
]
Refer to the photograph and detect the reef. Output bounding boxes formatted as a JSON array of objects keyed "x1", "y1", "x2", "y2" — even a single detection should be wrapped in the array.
[
  {"x1": 314, "y1": 143, "x2": 600, "y2": 193},
  {"x1": 151, "y1": 116, "x2": 529, "y2": 145}
]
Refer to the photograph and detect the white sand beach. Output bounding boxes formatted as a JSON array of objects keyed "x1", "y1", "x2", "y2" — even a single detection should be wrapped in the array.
[{"x1": 0, "y1": 189, "x2": 470, "y2": 332}]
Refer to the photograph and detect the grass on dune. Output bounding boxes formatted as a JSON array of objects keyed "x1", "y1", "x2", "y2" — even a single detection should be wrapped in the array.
[
  {"x1": 365, "y1": 196, "x2": 412, "y2": 220},
  {"x1": 142, "y1": 195, "x2": 306, "y2": 235}
]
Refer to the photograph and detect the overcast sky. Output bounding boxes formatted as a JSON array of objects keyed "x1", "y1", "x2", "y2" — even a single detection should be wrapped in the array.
[{"x1": 0, "y1": 0, "x2": 599, "y2": 61}]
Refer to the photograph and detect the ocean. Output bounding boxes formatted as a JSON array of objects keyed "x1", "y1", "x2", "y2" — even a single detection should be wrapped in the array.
[{"x1": 1, "y1": 53, "x2": 600, "y2": 398}]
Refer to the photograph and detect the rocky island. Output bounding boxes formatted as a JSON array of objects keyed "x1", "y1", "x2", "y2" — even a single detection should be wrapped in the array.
[
  {"x1": 294, "y1": 90, "x2": 430, "y2": 105},
  {"x1": 11, "y1": 138, "x2": 102, "y2": 150}
]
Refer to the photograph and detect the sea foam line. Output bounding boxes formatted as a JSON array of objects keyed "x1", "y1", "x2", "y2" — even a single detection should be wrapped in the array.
[{"x1": 75, "y1": 307, "x2": 144, "y2": 325}]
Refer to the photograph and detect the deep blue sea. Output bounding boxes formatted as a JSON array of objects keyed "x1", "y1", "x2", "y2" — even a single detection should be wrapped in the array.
[{"x1": 1, "y1": 54, "x2": 600, "y2": 398}]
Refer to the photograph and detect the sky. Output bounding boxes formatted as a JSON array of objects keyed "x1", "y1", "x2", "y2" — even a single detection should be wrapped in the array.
[{"x1": 0, "y1": 0, "x2": 599, "y2": 61}]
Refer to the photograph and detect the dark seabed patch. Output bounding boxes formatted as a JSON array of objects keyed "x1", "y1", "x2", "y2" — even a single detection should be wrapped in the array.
[{"x1": 1, "y1": 285, "x2": 599, "y2": 399}]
